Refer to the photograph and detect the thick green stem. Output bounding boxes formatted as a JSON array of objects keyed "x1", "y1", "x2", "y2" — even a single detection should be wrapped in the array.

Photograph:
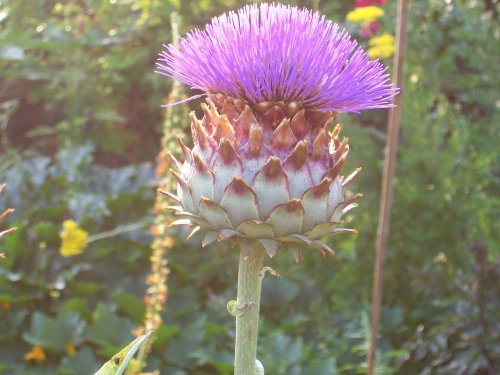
[{"x1": 234, "y1": 247, "x2": 265, "y2": 375}]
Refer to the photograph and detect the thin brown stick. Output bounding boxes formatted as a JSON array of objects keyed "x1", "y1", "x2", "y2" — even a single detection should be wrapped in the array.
[
  {"x1": 312, "y1": 0, "x2": 320, "y2": 12},
  {"x1": 367, "y1": 0, "x2": 409, "y2": 374}
]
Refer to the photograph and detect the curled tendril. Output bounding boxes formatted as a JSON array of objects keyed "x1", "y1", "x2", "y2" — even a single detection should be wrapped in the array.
[{"x1": 227, "y1": 300, "x2": 255, "y2": 317}]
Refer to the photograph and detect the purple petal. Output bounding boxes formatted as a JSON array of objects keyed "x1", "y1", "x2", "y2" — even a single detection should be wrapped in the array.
[{"x1": 156, "y1": 3, "x2": 398, "y2": 113}]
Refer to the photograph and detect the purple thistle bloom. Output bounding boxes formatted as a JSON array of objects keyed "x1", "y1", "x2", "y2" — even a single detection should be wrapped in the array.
[{"x1": 157, "y1": 3, "x2": 397, "y2": 113}]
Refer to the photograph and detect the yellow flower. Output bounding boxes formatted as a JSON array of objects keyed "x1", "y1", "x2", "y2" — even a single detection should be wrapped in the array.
[
  {"x1": 369, "y1": 33, "x2": 395, "y2": 46},
  {"x1": 346, "y1": 6, "x2": 385, "y2": 23},
  {"x1": 367, "y1": 33, "x2": 396, "y2": 59},
  {"x1": 24, "y1": 345, "x2": 47, "y2": 363},
  {"x1": 59, "y1": 220, "x2": 88, "y2": 257}
]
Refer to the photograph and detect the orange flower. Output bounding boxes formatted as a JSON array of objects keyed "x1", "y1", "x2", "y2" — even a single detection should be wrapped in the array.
[
  {"x1": 0, "y1": 300, "x2": 10, "y2": 310},
  {"x1": 24, "y1": 346, "x2": 47, "y2": 363},
  {"x1": 66, "y1": 343, "x2": 77, "y2": 357}
]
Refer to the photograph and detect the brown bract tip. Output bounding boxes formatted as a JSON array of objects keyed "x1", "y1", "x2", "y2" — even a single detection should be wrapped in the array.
[
  {"x1": 190, "y1": 112, "x2": 209, "y2": 149},
  {"x1": 206, "y1": 97, "x2": 218, "y2": 116},
  {"x1": 193, "y1": 152, "x2": 209, "y2": 172},
  {"x1": 234, "y1": 105, "x2": 258, "y2": 141},
  {"x1": 313, "y1": 128, "x2": 327, "y2": 159},
  {"x1": 342, "y1": 167, "x2": 362, "y2": 187},
  {"x1": 215, "y1": 114, "x2": 235, "y2": 141},
  {"x1": 217, "y1": 138, "x2": 238, "y2": 164},
  {"x1": 176, "y1": 136, "x2": 192, "y2": 162},
  {"x1": 290, "y1": 109, "x2": 307, "y2": 138},
  {"x1": 200, "y1": 103, "x2": 214, "y2": 132},
  {"x1": 228, "y1": 177, "x2": 253, "y2": 196},
  {"x1": 272, "y1": 119, "x2": 297, "y2": 151},
  {"x1": 222, "y1": 101, "x2": 239, "y2": 123},
  {"x1": 200, "y1": 196, "x2": 221, "y2": 210},
  {"x1": 308, "y1": 110, "x2": 337, "y2": 127},
  {"x1": 331, "y1": 123, "x2": 343, "y2": 140},
  {"x1": 337, "y1": 137, "x2": 349, "y2": 153},
  {"x1": 205, "y1": 98, "x2": 221, "y2": 131},
  {"x1": 263, "y1": 157, "x2": 284, "y2": 179},
  {"x1": 288, "y1": 141, "x2": 308, "y2": 169},
  {"x1": 170, "y1": 170, "x2": 189, "y2": 188},
  {"x1": 0, "y1": 208, "x2": 14, "y2": 223},
  {"x1": 282, "y1": 199, "x2": 302, "y2": 213},
  {"x1": 324, "y1": 154, "x2": 347, "y2": 179},
  {"x1": 311, "y1": 177, "x2": 332, "y2": 198},
  {"x1": 332, "y1": 137, "x2": 349, "y2": 159},
  {"x1": 260, "y1": 105, "x2": 285, "y2": 128},
  {"x1": 248, "y1": 123, "x2": 263, "y2": 156}
]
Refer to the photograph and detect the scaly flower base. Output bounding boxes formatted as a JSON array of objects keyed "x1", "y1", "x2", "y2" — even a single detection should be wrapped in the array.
[{"x1": 164, "y1": 95, "x2": 361, "y2": 261}]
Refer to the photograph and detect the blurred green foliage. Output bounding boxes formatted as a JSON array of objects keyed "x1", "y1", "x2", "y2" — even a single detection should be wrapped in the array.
[{"x1": 0, "y1": 0, "x2": 498, "y2": 374}]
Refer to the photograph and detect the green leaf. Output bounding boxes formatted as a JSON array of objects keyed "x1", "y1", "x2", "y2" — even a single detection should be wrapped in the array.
[
  {"x1": 113, "y1": 292, "x2": 146, "y2": 324},
  {"x1": 152, "y1": 324, "x2": 180, "y2": 351},
  {"x1": 31, "y1": 221, "x2": 59, "y2": 246},
  {"x1": 23, "y1": 312, "x2": 85, "y2": 352},
  {"x1": 165, "y1": 314, "x2": 206, "y2": 367},
  {"x1": 70, "y1": 281, "x2": 104, "y2": 296},
  {"x1": 0, "y1": 275, "x2": 44, "y2": 303},
  {"x1": 204, "y1": 322, "x2": 226, "y2": 336},
  {"x1": 60, "y1": 347, "x2": 98, "y2": 375},
  {"x1": 59, "y1": 298, "x2": 91, "y2": 319},
  {"x1": 305, "y1": 358, "x2": 338, "y2": 375},
  {"x1": 262, "y1": 277, "x2": 300, "y2": 305},
  {"x1": 0, "y1": 309, "x2": 29, "y2": 340},
  {"x1": 92, "y1": 110, "x2": 126, "y2": 123},
  {"x1": 86, "y1": 304, "x2": 135, "y2": 357}
]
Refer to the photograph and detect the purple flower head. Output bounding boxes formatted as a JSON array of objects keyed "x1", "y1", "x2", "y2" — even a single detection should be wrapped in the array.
[{"x1": 156, "y1": 3, "x2": 398, "y2": 113}]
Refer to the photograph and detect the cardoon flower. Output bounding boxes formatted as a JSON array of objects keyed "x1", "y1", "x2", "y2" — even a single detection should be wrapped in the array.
[
  {"x1": 156, "y1": 3, "x2": 396, "y2": 374},
  {"x1": 157, "y1": 3, "x2": 396, "y2": 259}
]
